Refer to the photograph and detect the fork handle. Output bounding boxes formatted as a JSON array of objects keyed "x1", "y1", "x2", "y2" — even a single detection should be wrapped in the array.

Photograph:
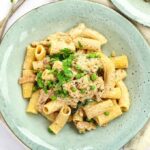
[{"x1": 0, "y1": 0, "x2": 26, "y2": 44}]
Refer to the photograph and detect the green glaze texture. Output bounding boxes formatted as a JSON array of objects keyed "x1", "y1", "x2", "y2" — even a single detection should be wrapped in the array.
[
  {"x1": 112, "y1": 0, "x2": 150, "y2": 27},
  {"x1": 0, "y1": 0, "x2": 150, "y2": 150}
]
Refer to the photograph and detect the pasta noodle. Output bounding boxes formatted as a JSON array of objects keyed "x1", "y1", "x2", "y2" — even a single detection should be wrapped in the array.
[
  {"x1": 26, "y1": 90, "x2": 40, "y2": 114},
  {"x1": 49, "y1": 105, "x2": 71, "y2": 134},
  {"x1": 23, "y1": 46, "x2": 35, "y2": 70},
  {"x1": 19, "y1": 23, "x2": 130, "y2": 134},
  {"x1": 49, "y1": 33, "x2": 75, "y2": 55},
  {"x1": 73, "y1": 37, "x2": 101, "y2": 51},
  {"x1": 100, "y1": 53, "x2": 115, "y2": 93},
  {"x1": 115, "y1": 69, "x2": 127, "y2": 83},
  {"x1": 35, "y1": 45, "x2": 46, "y2": 61},
  {"x1": 81, "y1": 28, "x2": 107, "y2": 45},
  {"x1": 117, "y1": 81, "x2": 130, "y2": 111},
  {"x1": 68, "y1": 23, "x2": 86, "y2": 39},
  {"x1": 42, "y1": 112, "x2": 58, "y2": 122},
  {"x1": 43, "y1": 101, "x2": 65, "y2": 115},
  {"x1": 84, "y1": 100, "x2": 114, "y2": 119},
  {"x1": 102, "y1": 87, "x2": 121, "y2": 99},
  {"x1": 95, "y1": 104, "x2": 122, "y2": 126},
  {"x1": 21, "y1": 70, "x2": 34, "y2": 98},
  {"x1": 111, "y1": 55, "x2": 128, "y2": 69}
]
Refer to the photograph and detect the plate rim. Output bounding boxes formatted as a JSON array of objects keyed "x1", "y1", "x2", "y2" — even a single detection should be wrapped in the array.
[
  {"x1": 111, "y1": 0, "x2": 150, "y2": 27},
  {"x1": 0, "y1": 0, "x2": 150, "y2": 150}
]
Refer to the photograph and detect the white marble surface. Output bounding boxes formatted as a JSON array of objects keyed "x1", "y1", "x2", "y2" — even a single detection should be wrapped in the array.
[{"x1": 0, "y1": 0, "x2": 150, "y2": 150}]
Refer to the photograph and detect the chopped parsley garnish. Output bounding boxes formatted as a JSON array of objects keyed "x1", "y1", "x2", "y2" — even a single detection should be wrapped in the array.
[
  {"x1": 48, "y1": 48, "x2": 76, "y2": 87},
  {"x1": 36, "y1": 72, "x2": 49, "y2": 93},
  {"x1": 43, "y1": 85, "x2": 48, "y2": 94},
  {"x1": 78, "y1": 41, "x2": 83, "y2": 49},
  {"x1": 86, "y1": 118, "x2": 94, "y2": 123},
  {"x1": 32, "y1": 85, "x2": 38, "y2": 92},
  {"x1": 75, "y1": 73, "x2": 85, "y2": 79},
  {"x1": 87, "y1": 53, "x2": 101, "y2": 59},
  {"x1": 57, "y1": 70, "x2": 72, "y2": 85},
  {"x1": 104, "y1": 111, "x2": 110, "y2": 116},
  {"x1": 50, "y1": 95, "x2": 57, "y2": 101},
  {"x1": 64, "y1": 69, "x2": 73, "y2": 78},
  {"x1": 80, "y1": 89, "x2": 86, "y2": 94},
  {"x1": 48, "y1": 127, "x2": 53, "y2": 134},
  {"x1": 50, "y1": 57, "x2": 59, "y2": 62},
  {"x1": 77, "y1": 99, "x2": 94, "y2": 108},
  {"x1": 36, "y1": 72, "x2": 44, "y2": 88},
  {"x1": 90, "y1": 85, "x2": 96, "y2": 90},
  {"x1": 50, "y1": 48, "x2": 74, "y2": 62},
  {"x1": 84, "y1": 99, "x2": 94, "y2": 105},
  {"x1": 46, "y1": 80, "x2": 54, "y2": 88},
  {"x1": 71, "y1": 87, "x2": 77, "y2": 92},
  {"x1": 75, "y1": 65, "x2": 83, "y2": 72},
  {"x1": 55, "y1": 88, "x2": 69, "y2": 98},
  {"x1": 62, "y1": 54, "x2": 75, "y2": 68},
  {"x1": 46, "y1": 64, "x2": 51, "y2": 70},
  {"x1": 90, "y1": 73, "x2": 98, "y2": 81},
  {"x1": 37, "y1": 71, "x2": 42, "y2": 78}
]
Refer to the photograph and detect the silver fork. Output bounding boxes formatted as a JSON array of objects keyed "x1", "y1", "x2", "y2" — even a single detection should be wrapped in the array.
[{"x1": 0, "y1": 0, "x2": 26, "y2": 44}]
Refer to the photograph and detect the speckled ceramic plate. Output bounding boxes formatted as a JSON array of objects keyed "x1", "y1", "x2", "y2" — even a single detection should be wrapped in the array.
[
  {"x1": 112, "y1": 0, "x2": 150, "y2": 27},
  {"x1": 0, "y1": 0, "x2": 150, "y2": 150}
]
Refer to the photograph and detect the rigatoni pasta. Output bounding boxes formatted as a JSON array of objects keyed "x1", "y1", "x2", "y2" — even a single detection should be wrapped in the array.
[
  {"x1": 26, "y1": 90, "x2": 40, "y2": 114},
  {"x1": 19, "y1": 23, "x2": 130, "y2": 134},
  {"x1": 111, "y1": 55, "x2": 128, "y2": 69},
  {"x1": 43, "y1": 101, "x2": 65, "y2": 115},
  {"x1": 73, "y1": 37, "x2": 101, "y2": 51},
  {"x1": 84, "y1": 100, "x2": 114, "y2": 119},
  {"x1": 35, "y1": 45, "x2": 46, "y2": 61},
  {"x1": 95, "y1": 104, "x2": 122, "y2": 126},
  {"x1": 20, "y1": 70, "x2": 35, "y2": 98},
  {"x1": 49, "y1": 105, "x2": 71, "y2": 134},
  {"x1": 117, "y1": 80, "x2": 130, "y2": 111},
  {"x1": 102, "y1": 87, "x2": 121, "y2": 99},
  {"x1": 23, "y1": 46, "x2": 35, "y2": 70}
]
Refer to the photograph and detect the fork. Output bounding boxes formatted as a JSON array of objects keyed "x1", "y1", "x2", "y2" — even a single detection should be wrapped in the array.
[{"x1": 0, "y1": 0, "x2": 26, "y2": 44}]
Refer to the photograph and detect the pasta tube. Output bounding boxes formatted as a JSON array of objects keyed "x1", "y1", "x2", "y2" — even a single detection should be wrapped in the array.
[
  {"x1": 73, "y1": 37, "x2": 101, "y2": 51},
  {"x1": 115, "y1": 69, "x2": 127, "y2": 83},
  {"x1": 26, "y1": 90, "x2": 40, "y2": 114},
  {"x1": 23, "y1": 46, "x2": 35, "y2": 70},
  {"x1": 84, "y1": 100, "x2": 114, "y2": 119},
  {"x1": 111, "y1": 55, "x2": 128, "y2": 69},
  {"x1": 35, "y1": 45, "x2": 46, "y2": 61},
  {"x1": 22, "y1": 70, "x2": 34, "y2": 98},
  {"x1": 49, "y1": 33, "x2": 75, "y2": 55},
  {"x1": 49, "y1": 105, "x2": 71, "y2": 134},
  {"x1": 95, "y1": 104, "x2": 122, "y2": 126},
  {"x1": 43, "y1": 101, "x2": 65, "y2": 115},
  {"x1": 68, "y1": 23, "x2": 86, "y2": 39},
  {"x1": 42, "y1": 112, "x2": 58, "y2": 122},
  {"x1": 100, "y1": 53, "x2": 115, "y2": 92},
  {"x1": 81, "y1": 28, "x2": 107, "y2": 45},
  {"x1": 102, "y1": 87, "x2": 121, "y2": 99},
  {"x1": 117, "y1": 81, "x2": 130, "y2": 111}
]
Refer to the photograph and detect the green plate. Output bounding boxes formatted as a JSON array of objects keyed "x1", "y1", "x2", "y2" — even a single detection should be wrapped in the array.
[
  {"x1": 112, "y1": 0, "x2": 150, "y2": 27},
  {"x1": 0, "y1": 0, "x2": 150, "y2": 150}
]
